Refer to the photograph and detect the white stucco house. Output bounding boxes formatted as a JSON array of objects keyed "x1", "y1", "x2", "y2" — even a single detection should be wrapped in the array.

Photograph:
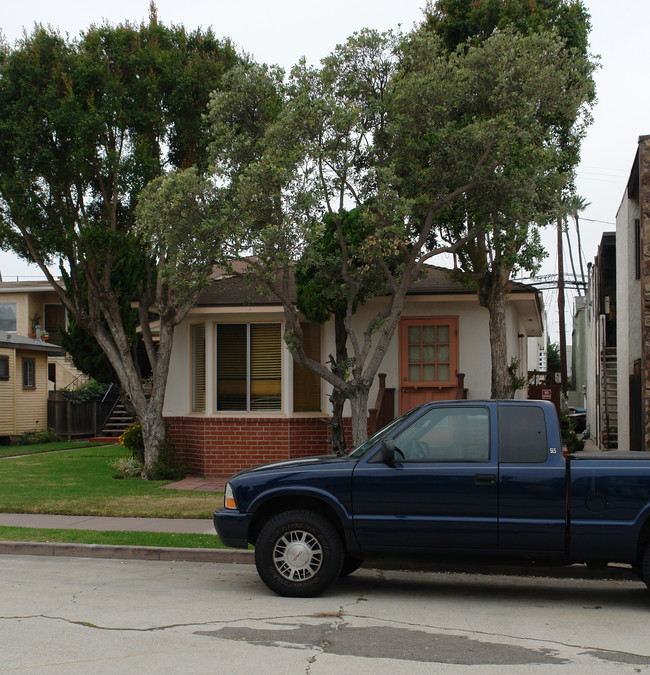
[{"x1": 163, "y1": 265, "x2": 544, "y2": 476}]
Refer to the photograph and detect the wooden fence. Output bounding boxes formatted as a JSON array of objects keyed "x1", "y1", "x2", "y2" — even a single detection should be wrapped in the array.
[{"x1": 47, "y1": 392, "x2": 116, "y2": 440}]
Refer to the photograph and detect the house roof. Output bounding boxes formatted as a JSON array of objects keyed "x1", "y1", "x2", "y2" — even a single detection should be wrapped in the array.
[
  {"x1": 196, "y1": 265, "x2": 540, "y2": 305},
  {"x1": 0, "y1": 279, "x2": 62, "y2": 294},
  {"x1": 0, "y1": 331, "x2": 65, "y2": 355}
]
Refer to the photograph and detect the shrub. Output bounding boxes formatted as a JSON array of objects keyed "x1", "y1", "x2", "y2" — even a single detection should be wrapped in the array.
[
  {"x1": 561, "y1": 415, "x2": 585, "y2": 453},
  {"x1": 110, "y1": 455, "x2": 144, "y2": 478},
  {"x1": 119, "y1": 420, "x2": 145, "y2": 463},
  {"x1": 146, "y1": 437, "x2": 190, "y2": 481},
  {"x1": 16, "y1": 428, "x2": 60, "y2": 445},
  {"x1": 60, "y1": 379, "x2": 111, "y2": 402}
]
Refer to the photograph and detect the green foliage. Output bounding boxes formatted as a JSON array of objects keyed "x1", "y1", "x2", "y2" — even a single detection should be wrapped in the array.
[
  {"x1": 547, "y1": 341, "x2": 561, "y2": 372},
  {"x1": 420, "y1": 1, "x2": 595, "y2": 397},
  {"x1": 426, "y1": 0, "x2": 592, "y2": 56},
  {"x1": 110, "y1": 455, "x2": 144, "y2": 478},
  {"x1": 0, "y1": 16, "x2": 240, "y2": 468},
  {"x1": 60, "y1": 379, "x2": 111, "y2": 402},
  {"x1": 561, "y1": 415, "x2": 585, "y2": 452},
  {"x1": 295, "y1": 209, "x2": 392, "y2": 324},
  {"x1": 119, "y1": 421, "x2": 145, "y2": 464},
  {"x1": 15, "y1": 429, "x2": 60, "y2": 445},
  {"x1": 145, "y1": 437, "x2": 190, "y2": 481}
]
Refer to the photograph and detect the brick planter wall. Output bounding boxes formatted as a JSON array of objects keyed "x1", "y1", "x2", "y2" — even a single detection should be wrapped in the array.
[{"x1": 167, "y1": 416, "x2": 344, "y2": 477}]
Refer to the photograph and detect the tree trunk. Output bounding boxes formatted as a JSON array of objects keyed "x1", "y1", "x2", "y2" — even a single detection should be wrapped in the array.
[
  {"x1": 139, "y1": 409, "x2": 167, "y2": 471},
  {"x1": 329, "y1": 314, "x2": 349, "y2": 454},
  {"x1": 478, "y1": 268, "x2": 512, "y2": 399},
  {"x1": 349, "y1": 386, "x2": 370, "y2": 447}
]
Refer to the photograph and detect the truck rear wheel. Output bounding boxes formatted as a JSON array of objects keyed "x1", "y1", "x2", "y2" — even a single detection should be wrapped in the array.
[{"x1": 254, "y1": 510, "x2": 344, "y2": 597}]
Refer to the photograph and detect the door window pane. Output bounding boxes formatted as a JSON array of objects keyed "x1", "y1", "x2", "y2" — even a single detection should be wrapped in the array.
[
  {"x1": 395, "y1": 406, "x2": 490, "y2": 461},
  {"x1": 405, "y1": 321, "x2": 453, "y2": 384}
]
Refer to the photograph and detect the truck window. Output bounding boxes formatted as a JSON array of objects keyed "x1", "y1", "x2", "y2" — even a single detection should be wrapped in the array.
[
  {"x1": 392, "y1": 406, "x2": 490, "y2": 462},
  {"x1": 499, "y1": 405, "x2": 547, "y2": 463}
]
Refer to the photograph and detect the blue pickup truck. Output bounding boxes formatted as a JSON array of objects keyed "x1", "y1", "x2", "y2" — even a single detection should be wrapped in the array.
[{"x1": 214, "y1": 400, "x2": 650, "y2": 596}]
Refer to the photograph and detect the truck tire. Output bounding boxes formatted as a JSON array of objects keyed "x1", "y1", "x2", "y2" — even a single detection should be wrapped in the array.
[{"x1": 254, "y1": 510, "x2": 344, "y2": 597}]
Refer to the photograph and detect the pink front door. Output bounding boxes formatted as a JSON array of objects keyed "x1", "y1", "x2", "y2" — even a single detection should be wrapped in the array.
[{"x1": 398, "y1": 317, "x2": 459, "y2": 414}]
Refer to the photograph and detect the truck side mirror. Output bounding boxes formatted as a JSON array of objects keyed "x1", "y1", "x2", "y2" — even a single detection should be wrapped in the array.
[{"x1": 380, "y1": 439, "x2": 396, "y2": 465}]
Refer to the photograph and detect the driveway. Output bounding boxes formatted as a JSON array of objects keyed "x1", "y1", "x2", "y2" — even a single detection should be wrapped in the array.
[{"x1": 1, "y1": 555, "x2": 650, "y2": 673}]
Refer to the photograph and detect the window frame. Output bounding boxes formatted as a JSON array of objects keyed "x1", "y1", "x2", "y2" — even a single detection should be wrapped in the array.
[
  {"x1": 191, "y1": 323, "x2": 207, "y2": 412},
  {"x1": 215, "y1": 322, "x2": 282, "y2": 413},
  {"x1": 0, "y1": 355, "x2": 9, "y2": 381},
  {"x1": 22, "y1": 357, "x2": 36, "y2": 389},
  {"x1": 0, "y1": 302, "x2": 17, "y2": 333}
]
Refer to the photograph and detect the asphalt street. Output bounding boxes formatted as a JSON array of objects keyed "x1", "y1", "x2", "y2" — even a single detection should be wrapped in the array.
[{"x1": 2, "y1": 555, "x2": 650, "y2": 674}]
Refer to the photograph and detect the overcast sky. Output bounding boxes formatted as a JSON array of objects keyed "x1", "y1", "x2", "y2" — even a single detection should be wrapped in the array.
[{"x1": 1, "y1": 0, "x2": 648, "y2": 338}]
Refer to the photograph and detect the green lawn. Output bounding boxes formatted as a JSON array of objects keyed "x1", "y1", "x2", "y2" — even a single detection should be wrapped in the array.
[
  {"x1": 0, "y1": 445, "x2": 220, "y2": 518},
  {"x1": 0, "y1": 526, "x2": 227, "y2": 549}
]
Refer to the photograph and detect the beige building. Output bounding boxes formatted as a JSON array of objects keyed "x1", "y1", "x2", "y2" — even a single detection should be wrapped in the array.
[
  {"x1": 0, "y1": 280, "x2": 82, "y2": 390},
  {"x1": 0, "y1": 331, "x2": 64, "y2": 438}
]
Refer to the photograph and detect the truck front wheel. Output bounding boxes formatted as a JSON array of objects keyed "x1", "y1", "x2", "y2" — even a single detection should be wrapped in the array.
[{"x1": 255, "y1": 510, "x2": 344, "y2": 597}]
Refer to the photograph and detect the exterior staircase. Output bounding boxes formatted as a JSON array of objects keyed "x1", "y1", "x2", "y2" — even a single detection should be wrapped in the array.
[
  {"x1": 600, "y1": 347, "x2": 618, "y2": 449},
  {"x1": 99, "y1": 399, "x2": 135, "y2": 439}
]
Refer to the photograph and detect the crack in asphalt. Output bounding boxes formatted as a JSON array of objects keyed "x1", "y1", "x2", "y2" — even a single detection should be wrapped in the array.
[{"x1": 2, "y1": 566, "x2": 649, "y2": 668}]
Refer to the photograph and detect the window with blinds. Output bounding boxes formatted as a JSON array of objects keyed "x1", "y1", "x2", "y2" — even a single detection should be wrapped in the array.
[
  {"x1": 191, "y1": 324, "x2": 206, "y2": 412},
  {"x1": 216, "y1": 323, "x2": 281, "y2": 412},
  {"x1": 293, "y1": 323, "x2": 321, "y2": 412}
]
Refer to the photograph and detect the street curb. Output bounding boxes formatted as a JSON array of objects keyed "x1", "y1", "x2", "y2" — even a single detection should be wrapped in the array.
[{"x1": 0, "y1": 541, "x2": 254, "y2": 564}]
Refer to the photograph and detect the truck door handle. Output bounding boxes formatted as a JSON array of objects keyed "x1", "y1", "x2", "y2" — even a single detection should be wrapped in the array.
[{"x1": 475, "y1": 474, "x2": 496, "y2": 485}]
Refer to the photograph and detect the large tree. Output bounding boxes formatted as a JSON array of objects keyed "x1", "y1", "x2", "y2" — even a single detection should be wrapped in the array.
[
  {"x1": 424, "y1": 0, "x2": 596, "y2": 397},
  {"x1": 0, "y1": 12, "x2": 238, "y2": 473},
  {"x1": 195, "y1": 25, "x2": 591, "y2": 445}
]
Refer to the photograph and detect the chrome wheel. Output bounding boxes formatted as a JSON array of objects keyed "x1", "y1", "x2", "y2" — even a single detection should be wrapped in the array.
[
  {"x1": 255, "y1": 509, "x2": 344, "y2": 597},
  {"x1": 273, "y1": 529, "x2": 323, "y2": 581}
]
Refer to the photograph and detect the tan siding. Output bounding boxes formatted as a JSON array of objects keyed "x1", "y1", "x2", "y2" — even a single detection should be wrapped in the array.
[
  {"x1": 0, "y1": 348, "x2": 15, "y2": 435},
  {"x1": 14, "y1": 350, "x2": 49, "y2": 433}
]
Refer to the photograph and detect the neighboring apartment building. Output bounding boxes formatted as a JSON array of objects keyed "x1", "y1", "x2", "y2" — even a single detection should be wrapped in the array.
[
  {"x1": 613, "y1": 136, "x2": 650, "y2": 451},
  {"x1": 0, "y1": 279, "x2": 82, "y2": 390}
]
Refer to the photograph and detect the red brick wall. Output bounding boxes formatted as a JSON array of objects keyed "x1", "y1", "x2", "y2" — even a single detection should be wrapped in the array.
[{"x1": 167, "y1": 416, "x2": 342, "y2": 477}]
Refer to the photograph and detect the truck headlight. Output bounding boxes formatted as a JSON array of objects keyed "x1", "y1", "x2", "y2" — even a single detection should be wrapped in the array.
[{"x1": 224, "y1": 483, "x2": 237, "y2": 510}]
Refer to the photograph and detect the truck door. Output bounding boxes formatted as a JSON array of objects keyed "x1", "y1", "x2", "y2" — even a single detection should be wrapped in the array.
[
  {"x1": 498, "y1": 404, "x2": 566, "y2": 553},
  {"x1": 352, "y1": 405, "x2": 498, "y2": 550}
]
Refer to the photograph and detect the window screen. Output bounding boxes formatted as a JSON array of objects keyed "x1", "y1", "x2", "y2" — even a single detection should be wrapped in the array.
[
  {"x1": 499, "y1": 405, "x2": 548, "y2": 463},
  {"x1": 191, "y1": 324, "x2": 206, "y2": 412}
]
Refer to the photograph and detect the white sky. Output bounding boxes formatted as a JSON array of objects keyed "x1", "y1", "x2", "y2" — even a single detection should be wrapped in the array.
[{"x1": 0, "y1": 0, "x2": 647, "y2": 341}]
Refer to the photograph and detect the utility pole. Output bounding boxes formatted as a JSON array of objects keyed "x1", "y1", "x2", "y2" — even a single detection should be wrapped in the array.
[{"x1": 557, "y1": 218, "x2": 568, "y2": 396}]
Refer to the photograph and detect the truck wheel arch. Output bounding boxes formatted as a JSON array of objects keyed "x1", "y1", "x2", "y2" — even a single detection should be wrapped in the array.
[{"x1": 248, "y1": 495, "x2": 351, "y2": 549}]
